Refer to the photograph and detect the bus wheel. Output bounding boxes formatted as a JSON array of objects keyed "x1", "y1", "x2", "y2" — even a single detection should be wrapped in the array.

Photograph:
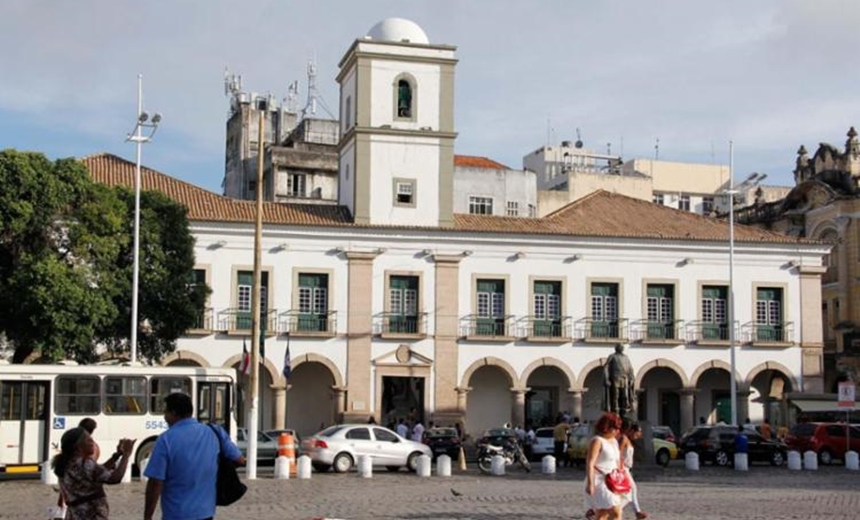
[{"x1": 134, "y1": 440, "x2": 156, "y2": 476}]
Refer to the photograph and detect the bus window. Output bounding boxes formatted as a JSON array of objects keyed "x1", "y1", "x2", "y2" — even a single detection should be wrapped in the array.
[
  {"x1": 25, "y1": 383, "x2": 46, "y2": 419},
  {"x1": 56, "y1": 376, "x2": 100, "y2": 415},
  {"x1": 198, "y1": 383, "x2": 230, "y2": 429},
  {"x1": 105, "y1": 377, "x2": 146, "y2": 415},
  {"x1": 1, "y1": 382, "x2": 23, "y2": 420},
  {"x1": 150, "y1": 377, "x2": 191, "y2": 413}
]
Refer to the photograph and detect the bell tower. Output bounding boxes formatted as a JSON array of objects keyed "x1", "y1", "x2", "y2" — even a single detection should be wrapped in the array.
[{"x1": 337, "y1": 18, "x2": 457, "y2": 227}]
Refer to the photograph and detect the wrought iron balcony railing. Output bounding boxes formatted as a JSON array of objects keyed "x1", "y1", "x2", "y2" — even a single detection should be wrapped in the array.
[
  {"x1": 631, "y1": 319, "x2": 684, "y2": 342},
  {"x1": 217, "y1": 308, "x2": 277, "y2": 334},
  {"x1": 575, "y1": 318, "x2": 629, "y2": 342},
  {"x1": 278, "y1": 310, "x2": 337, "y2": 336},
  {"x1": 460, "y1": 314, "x2": 517, "y2": 339},
  {"x1": 742, "y1": 321, "x2": 794, "y2": 345},
  {"x1": 519, "y1": 315, "x2": 572, "y2": 341},
  {"x1": 374, "y1": 312, "x2": 429, "y2": 337}
]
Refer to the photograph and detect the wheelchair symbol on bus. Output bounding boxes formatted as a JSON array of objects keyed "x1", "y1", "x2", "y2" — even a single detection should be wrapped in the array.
[{"x1": 53, "y1": 417, "x2": 66, "y2": 430}]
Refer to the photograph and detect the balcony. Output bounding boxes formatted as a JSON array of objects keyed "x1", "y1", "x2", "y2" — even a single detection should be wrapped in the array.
[
  {"x1": 374, "y1": 312, "x2": 428, "y2": 339},
  {"x1": 460, "y1": 314, "x2": 517, "y2": 342},
  {"x1": 519, "y1": 316, "x2": 572, "y2": 343},
  {"x1": 631, "y1": 319, "x2": 684, "y2": 344},
  {"x1": 575, "y1": 318, "x2": 629, "y2": 343},
  {"x1": 685, "y1": 320, "x2": 738, "y2": 346},
  {"x1": 742, "y1": 321, "x2": 794, "y2": 346},
  {"x1": 278, "y1": 310, "x2": 337, "y2": 337},
  {"x1": 217, "y1": 308, "x2": 278, "y2": 336},
  {"x1": 186, "y1": 307, "x2": 214, "y2": 336}
]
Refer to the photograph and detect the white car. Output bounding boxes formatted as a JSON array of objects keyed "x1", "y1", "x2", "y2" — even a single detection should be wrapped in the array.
[
  {"x1": 530, "y1": 427, "x2": 560, "y2": 459},
  {"x1": 301, "y1": 424, "x2": 432, "y2": 473}
]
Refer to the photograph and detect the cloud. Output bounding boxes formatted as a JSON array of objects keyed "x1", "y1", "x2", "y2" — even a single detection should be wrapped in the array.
[{"x1": 1, "y1": 0, "x2": 858, "y2": 191}]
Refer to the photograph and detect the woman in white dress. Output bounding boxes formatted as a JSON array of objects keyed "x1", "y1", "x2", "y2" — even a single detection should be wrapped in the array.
[{"x1": 585, "y1": 412, "x2": 629, "y2": 520}]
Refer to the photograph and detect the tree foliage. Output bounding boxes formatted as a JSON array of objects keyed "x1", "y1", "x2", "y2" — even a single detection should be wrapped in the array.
[{"x1": 0, "y1": 149, "x2": 208, "y2": 363}]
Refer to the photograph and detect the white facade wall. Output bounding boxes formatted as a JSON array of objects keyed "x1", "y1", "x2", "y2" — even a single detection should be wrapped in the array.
[
  {"x1": 338, "y1": 141, "x2": 356, "y2": 213},
  {"x1": 370, "y1": 61, "x2": 441, "y2": 131},
  {"x1": 453, "y1": 167, "x2": 537, "y2": 216},
  {"x1": 369, "y1": 135, "x2": 441, "y2": 225}
]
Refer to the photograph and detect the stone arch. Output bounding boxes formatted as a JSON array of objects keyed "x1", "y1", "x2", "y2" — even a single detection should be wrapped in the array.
[
  {"x1": 292, "y1": 353, "x2": 344, "y2": 388},
  {"x1": 520, "y1": 357, "x2": 575, "y2": 389},
  {"x1": 222, "y1": 353, "x2": 281, "y2": 383},
  {"x1": 635, "y1": 359, "x2": 690, "y2": 389},
  {"x1": 745, "y1": 361, "x2": 799, "y2": 393},
  {"x1": 161, "y1": 350, "x2": 209, "y2": 367},
  {"x1": 809, "y1": 220, "x2": 839, "y2": 240},
  {"x1": 575, "y1": 358, "x2": 608, "y2": 391},
  {"x1": 460, "y1": 357, "x2": 520, "y2": 389},
  {"x1": 690, "y1": 360, "x2": 744, "y2": 389}
]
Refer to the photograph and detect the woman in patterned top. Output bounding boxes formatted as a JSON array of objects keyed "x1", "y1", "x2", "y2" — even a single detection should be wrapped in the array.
[{"x1": 51, "y1": 427, "x2": 134, "y2": 520}]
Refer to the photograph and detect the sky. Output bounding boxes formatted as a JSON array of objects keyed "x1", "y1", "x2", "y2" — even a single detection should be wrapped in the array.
[{"x1": 2, "y1": 0, "x2": 859, "y2": 194}]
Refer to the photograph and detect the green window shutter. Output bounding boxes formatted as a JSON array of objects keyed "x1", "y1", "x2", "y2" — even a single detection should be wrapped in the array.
[
  {"x1": 238, "y1": 271, "x2": 253, "y2": 286},
  {"x1": 702, "y1": 286, "x2": 726, "y2": 299},
  {"x1": 477, "y1": 279, "x2": 504, "y2": 294},
  {"x1": 647, "y1": 284, "x2": 672, "y2": 298},
  {"x1": 757, "y1": 288, "x2": 781, "y2": 301},
  {"x1": 299, "y1": 273, "x2": 327, "y2": 288},
  {"x1": 391, "y1": 276, "x2": 418, "y2": 291}
]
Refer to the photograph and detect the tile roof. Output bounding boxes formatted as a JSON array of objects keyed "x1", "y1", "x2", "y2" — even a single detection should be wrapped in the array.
[
  {"x1": 81, "y1": 153, "x2": 814, "y2": 245},
  {"x1": 454, "y1": 154, "x2": 510, "y2": 170}
]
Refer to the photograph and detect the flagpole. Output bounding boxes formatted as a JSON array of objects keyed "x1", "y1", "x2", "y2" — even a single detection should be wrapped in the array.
[{"x1": 247, "y1": 109, "x2": 265, "y2": 480}]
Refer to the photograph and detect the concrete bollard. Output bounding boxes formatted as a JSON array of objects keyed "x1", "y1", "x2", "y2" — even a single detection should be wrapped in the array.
[
  {"x1": 846, "y1": 451, "x2": 859, "y2": 471},
  {"x1": 42, "y1": 460, "x2": 58, "y2": 485},
  {"x1": 417, "y1": 455, "x2": 432, "y2": 477},
  {"x1": 122, "y1": 459, "x2": 132, "y2": 483},
  {"x1": 685, "y1": 452, "x2": 699, "y2": 471},
  {"x1": 140, "y1": 457, "x2": 150, "y2": 482},
  {"x1": 357, "y1": 455, "x2": 372, "y2": 478},
  {"x1": 297, "y1": 455, "x2": 312, "y2": 479},
  {"x1": 733, "y1": 453, "x2": 749, "y2": 471},
  {"x1": 275, "y1": 455, "x2": 291, "y2": 480},
  {"x1": 490, "y1": 454, "x2": 505, "y2": 476},
  {"x1": 803, "y1": 451, "x2": 818, "y2": 470},
  {"x1": 436, "y1": 455, "x2": 452, "y2": 477},
  {"x1": 787, "y1": 451, "x2": 801, "y2": 471},
  {"x1": 542, "y1": 455, "x2": 556, "y2": 474}
]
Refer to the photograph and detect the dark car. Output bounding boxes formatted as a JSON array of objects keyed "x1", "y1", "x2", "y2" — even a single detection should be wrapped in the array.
[
  {"x1": 679, "y1": 425, "x2": 786, "y2": 467},
  {"x1": 476, "y1": 428, "x2": 518, "y2": 449},
  {"x1": 422, "y1": 427, "x2": 461, "y2": 459}
]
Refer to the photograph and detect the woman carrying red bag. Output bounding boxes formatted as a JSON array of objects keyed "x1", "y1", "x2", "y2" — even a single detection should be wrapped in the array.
[{"x1": 584, "y1": 412, "x2": 630, "y2": 520}]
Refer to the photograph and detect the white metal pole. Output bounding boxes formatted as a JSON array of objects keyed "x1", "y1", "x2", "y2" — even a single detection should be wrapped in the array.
[
  {"x1": 130, "y1": 74, "x2": 143, "y2": 365},
  {"x1": 247, "y1": 109, "x2": 265, "y2": 479},
  {"x1": 728, "y1": 140, "x2": 737, "y2": 426}
]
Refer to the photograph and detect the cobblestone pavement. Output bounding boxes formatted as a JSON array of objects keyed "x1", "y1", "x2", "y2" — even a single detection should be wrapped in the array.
[{"x1": 4, "y1": 464, "x2": 860, "y2": 520}]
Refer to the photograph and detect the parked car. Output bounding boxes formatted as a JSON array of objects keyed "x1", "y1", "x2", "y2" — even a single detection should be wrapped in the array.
[
  {"x1": 784, "y1": 422, "x2": 818, "y2": 453},
  {"x1": 265, "y1": 429, "x2": 302, "y2": 456},
  {"x1": 679, "y1": 425, "x2": 786, "y2": 466},
  {"x1": 530, "y1": 427, "x2": 558, "y2": 460},
  {"x1": 476, "y1": 427, "x2": 518, "y2": 449},
  {"x1": 805, "y1": 423, "x2": 860, "y2": 465},
  {"x1": 301, "y1": 424, "x2": 432, "y2": 473},
  {"x1": 566, "y1": 423, "x2": 592, "y2": 464},
  {"x1": 236, "y1": 428, "x2": 279, "y2": 462},
  {"x1": 422, "y1": 427, "x2": 461, "y2": 460},
  {"x1": 653, "y1": 437, "x2": 678, "y2": 467},
  {"x1": 652, "y1": 425, "x2": 677, "y2": 444}
]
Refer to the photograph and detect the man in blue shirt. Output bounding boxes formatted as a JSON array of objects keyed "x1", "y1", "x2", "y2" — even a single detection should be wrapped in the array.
[{"x1": 144, "y1": 393, "x2": 244, "y2": 520}]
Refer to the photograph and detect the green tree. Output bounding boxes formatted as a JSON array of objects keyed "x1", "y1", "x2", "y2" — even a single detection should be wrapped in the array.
[
  {"x1": 0, "y1": 149, "x2": 208, "y2": 363},
  {"x1": 101, "y1": 188, "x2": 209, "y2": 361}
]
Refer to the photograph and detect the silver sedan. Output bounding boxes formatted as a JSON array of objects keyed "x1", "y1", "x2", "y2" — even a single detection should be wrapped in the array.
[{"x1": 301, "y1": 424, "x2": 432, "y2": 473}]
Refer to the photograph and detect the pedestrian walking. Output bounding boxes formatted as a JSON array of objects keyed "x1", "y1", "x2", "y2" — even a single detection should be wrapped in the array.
[
  {"x1": 553, "y1": 417, "x2": 569, "y2": 466},
  {"x1": 143, "y1": 393, "x2": 244, "y2": 520},
  {"x1": 760, "y1": 418, "x2": 772, "y2": 440},
  {"x1": 620, "y1": 422, "x2": 648, "y2": 520},
  {"x1": 51, "y1": 427, "x2": 134, "y2": 520},
  {"x1": 584, "y1": 412, "x2": 629, "y2": 520},
  {"x1": 396, "y1": 418, "x2": 409, "y2": 438}
]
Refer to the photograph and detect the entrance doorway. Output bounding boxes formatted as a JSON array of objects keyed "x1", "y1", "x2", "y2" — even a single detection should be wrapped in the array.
[
  {"x1": 381, "y1": 376, "x2": 424, "y2": 428},
  {"x1": 714, "y1": 392, "x2": 731, "y2": 423},
  {"x1": 525, "y1": 387, "x2": 557, "y2": 427},
  {"x1": 660, "y1": 391, "x2": 681, "y2": 437}
]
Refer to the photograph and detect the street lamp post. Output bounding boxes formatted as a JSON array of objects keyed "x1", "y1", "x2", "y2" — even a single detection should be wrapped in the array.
[
  {"x1": 725, "y1": 141, "x2": 766, "y2": 426},
  {"x1": 125, "y1": 74, "x2": 161, "y2": 365}
]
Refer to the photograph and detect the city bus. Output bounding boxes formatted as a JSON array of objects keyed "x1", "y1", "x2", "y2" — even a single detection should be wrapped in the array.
[{"x1": 0, "y1": 363, "x2": 237, "y2": 475}]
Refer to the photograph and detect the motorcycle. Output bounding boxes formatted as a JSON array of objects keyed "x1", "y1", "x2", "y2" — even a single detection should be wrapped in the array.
[{"x1": 477, "y1": 436, "x2": 531, "y2": 474}]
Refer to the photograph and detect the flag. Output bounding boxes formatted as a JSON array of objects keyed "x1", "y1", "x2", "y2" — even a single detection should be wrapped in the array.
[
  {"x1": 282, "y1": 333, "x2": 291, "y2": 381},
  {"x1": 240, "y1": 338, "x2": 250, "y2": 375}
]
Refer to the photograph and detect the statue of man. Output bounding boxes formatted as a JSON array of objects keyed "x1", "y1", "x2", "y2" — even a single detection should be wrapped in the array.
[{"x1": 603, "y1": 343, "x2": 635, "y2": 416}]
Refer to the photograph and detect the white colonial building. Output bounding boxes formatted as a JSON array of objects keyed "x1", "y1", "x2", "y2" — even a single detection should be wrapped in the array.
[{"x1": 85, "y1": 18, "x2": 828, "y2": 439}]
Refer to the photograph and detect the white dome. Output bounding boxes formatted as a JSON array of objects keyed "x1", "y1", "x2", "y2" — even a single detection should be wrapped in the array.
[{"x1": 366, "y1": 18, "x2": 429, "y2": 45}]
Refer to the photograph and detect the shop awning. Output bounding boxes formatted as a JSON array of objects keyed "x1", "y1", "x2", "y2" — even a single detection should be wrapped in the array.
[{"x1": 791, "y1": 399, "x2": 859, "y2": 412}]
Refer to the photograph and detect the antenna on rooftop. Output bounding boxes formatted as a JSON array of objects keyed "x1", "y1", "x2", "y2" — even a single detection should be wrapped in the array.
[
  {"x1": 655, "y1": 138, "x2": 660, "y2": 160},
  {"x1": 607, "y1": 142, "x2": 611, "y2": 155},
  {"x1": 302, "y1": 54, "x2": 336, "y2": 120},
  {"x1": 575, "y1": 128, "x2": 583, "y2": 149},
  {"x1": 224, "y1": 67, "x2": 242, "y2": 97}
]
